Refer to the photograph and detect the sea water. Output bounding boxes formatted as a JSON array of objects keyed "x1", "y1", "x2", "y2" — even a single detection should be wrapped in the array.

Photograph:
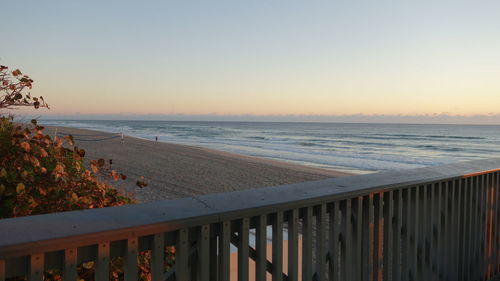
[{"x1": 40, "y1": 120, "x2": 500, "y2": 174}]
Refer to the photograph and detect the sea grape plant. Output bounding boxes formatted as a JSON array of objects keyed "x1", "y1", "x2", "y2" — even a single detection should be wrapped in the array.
[{"x1": 0, "y1": 116, "x2": 134, "y2": 218}]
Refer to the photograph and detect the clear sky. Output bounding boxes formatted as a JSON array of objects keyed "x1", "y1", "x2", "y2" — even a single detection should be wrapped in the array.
[{"x1": 2, "y1": 1, "x2": 500, "y2": 122}]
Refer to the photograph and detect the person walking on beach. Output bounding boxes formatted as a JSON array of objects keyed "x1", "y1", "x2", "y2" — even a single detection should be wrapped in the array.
[{"x1": 155, "y1": 136, "x2": 158, "y2": 141}]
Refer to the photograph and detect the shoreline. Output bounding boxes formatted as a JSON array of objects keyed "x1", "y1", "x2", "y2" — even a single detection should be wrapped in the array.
[{"x1": 43, "y1": 125, "x2": 354, "y2": 203}]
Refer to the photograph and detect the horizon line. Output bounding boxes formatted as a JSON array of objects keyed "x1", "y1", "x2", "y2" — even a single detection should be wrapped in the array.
[{"x1": 11, "y1": 112, "x2": 500, "y2": 125}]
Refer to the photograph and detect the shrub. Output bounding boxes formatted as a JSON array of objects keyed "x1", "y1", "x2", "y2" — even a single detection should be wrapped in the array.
[{"x1": 0, "y1": 116, "x2": 133, "y2": 218}]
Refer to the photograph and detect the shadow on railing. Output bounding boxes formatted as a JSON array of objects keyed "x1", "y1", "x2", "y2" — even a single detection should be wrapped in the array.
[{"x1": 2, "y1": 158, "x2": 500, "y2": 281}]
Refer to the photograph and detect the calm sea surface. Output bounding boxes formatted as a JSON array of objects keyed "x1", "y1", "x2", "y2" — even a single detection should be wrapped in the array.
[{"x1": 41, "y1": 120, "x2": 500, "y2": 174}]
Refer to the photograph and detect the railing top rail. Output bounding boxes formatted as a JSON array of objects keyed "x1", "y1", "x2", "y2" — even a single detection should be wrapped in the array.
[{"x1": 1, "y1": 158, "x2": 500, "y2": 258}]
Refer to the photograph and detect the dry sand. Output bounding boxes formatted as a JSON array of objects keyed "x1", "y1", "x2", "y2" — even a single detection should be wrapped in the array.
[{"x1": 43, "y1": 125, "x2": 352, "y2": 203}]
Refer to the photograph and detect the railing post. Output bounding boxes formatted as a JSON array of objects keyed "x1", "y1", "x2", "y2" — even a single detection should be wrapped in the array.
[
  {"x1": 316, "y1": 204, "x2": 326, "y2": 281},
  {"x1": 354, "y1": 197, "x2": 364, "y2": 281},
  {"x1": 374, "y1": 193, "x2": 384, "y2": 281},
  {"x1": 63, "y1": 248, "x2": 77, "y2": 281},
  {"x1": 383, "y1": 191, "x2": 393, "y2": 281},
  {"x1": 96, "y1": 242, "x2": 110, "y2": 281},
  {"x1": 209, "y1": 227, "x2": 218, "y2": 281},
  {"x1": 238, "y1": 218, "x2": 250, "y2": 281},
  {"x1": 218, "y1": 222, "x2": 230, "y2": 281},
  {"x1": 198, "y1": 225, "x2": 210, "y2": 281},
  {"x1": 256, "y1": 215, "x2": 267, "y2": 281},
  {"x1": 29, "y1": 254, "x2": 44, "y2": 281},
  {"x1": 288, "y1": 209, "x2": 299, "y2": 281},
  {"x1": 124, "y1": 238, "x2": 138, "y2": 281},
  {"x1": 0, "y1": 259, "x2": 5, "y2": 281},
  {"x1": 467, "y1": 177, "x2": 475, "y2": 281},
  {"x1": 493, "y1": 172, "x2": 500, "y2": 277},
  {"x1": 176, "y1": 229, "x2": 190, "y2": 281},
  {"x1": 151, "y1": 233, "x2": 165, "y2": 281},
  {"x1": 343, "y1": 199, "x2": 353, "y2": 281},
  {"x1": 272, "y1": 212, "x2": 283, "y2": 281},
  {"x1": 329, "y1": 202, "x2": 340, "y2": 281},
  {"x1": 302, "y1": 206, "x2": 313, "y2": 281}
]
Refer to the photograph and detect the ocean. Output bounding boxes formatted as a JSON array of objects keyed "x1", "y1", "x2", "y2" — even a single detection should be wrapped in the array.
[{"x1": 40, "y1": 120, "x2": 500, "y2": 174}]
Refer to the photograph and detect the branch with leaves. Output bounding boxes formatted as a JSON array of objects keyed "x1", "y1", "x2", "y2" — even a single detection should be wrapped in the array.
[{"x1": 0, "y1": 65, "x2": 48, "y2": 110}]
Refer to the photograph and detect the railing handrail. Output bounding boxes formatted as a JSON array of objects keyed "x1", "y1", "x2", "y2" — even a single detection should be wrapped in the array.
[{"x1": 1, "y1": 158, "x2": 500, "y2": 259}]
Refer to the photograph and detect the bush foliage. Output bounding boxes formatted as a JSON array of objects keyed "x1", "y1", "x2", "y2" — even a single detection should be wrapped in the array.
[
  {"x1": 0, "y1": 65, "x2": 132, "y2": 218},
  {"x1": 0, "y1": 116, "x2": 133, "y2": 218}
]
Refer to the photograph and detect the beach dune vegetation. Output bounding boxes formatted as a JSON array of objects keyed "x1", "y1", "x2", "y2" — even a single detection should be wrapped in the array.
[{"x1": 0, "y1": 65, "x2": 132, "y2": 218}]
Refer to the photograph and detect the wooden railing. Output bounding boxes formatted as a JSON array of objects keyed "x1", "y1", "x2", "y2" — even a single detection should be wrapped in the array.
[{"x1": 2, "y1": 158, "x2": 500, "y2": 281}]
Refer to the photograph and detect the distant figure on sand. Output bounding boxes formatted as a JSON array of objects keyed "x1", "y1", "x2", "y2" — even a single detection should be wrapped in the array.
[{"x1": 155, "y1": 136, "x2": 158, "y2": 141}]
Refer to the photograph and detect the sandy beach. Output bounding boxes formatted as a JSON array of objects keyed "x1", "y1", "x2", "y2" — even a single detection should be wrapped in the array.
[{"x1": 43, "y1": 125, "x2": 352, "y2": 203}]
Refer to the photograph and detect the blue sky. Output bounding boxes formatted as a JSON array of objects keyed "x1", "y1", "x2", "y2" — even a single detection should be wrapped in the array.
[{"x1": 2, "y1": 1, "x2": 500, "y2": 123}]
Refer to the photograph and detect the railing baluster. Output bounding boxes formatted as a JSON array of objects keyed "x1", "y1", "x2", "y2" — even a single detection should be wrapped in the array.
[
  {"x1": 393, "y1": 190, "x2": 402, "y2": 280},
  {"x1": 63, "y1": 248, "x2": 77, "y2": 281},
  {"x1": 96, "y1": 242, "x2": 110, "y2": 281},
  {"x1": 238, "y1": 218, "x2": 250, "y2": 281},
  {"x1": 272, "y1": 212, "x2": 283, "y2": 281},
  {"x1": 465, "y1": 177, "x2": 477, "y2": 280},
  {"x1": 413, "y1": 186, "x2": 420, "y2": 281},
  {"x1": 151, "y1": 233, "x2": 165, "y2": 281},
  {"x1": 303, "y1": 206, "x2": 313, "y2": 281},
  {"x1": 383, "y1": 191, "x2": 393, "y2": 281},
  {"x1": 409, "y1": 186, "x2": 417, "y2": 281},
  {"x1": 210, "y1": 226, "x2": 218, "y2": 281},
  {"x1": 474, "y1": 176, "x2": 482, "y2": 280},
  {"x1": 219, "y1": 222, "x2": 230, "y2": 281},
  {"x1": 473, "y1": 176, "x2": 481, "y2": 280},
  {"x1": 124, "y1": 238, "x2": 138, "y2": 281},
  {"x1": 443, "y1": 181, "x2": 451, "y2": 280},
  {"x1": 344, "y1": 199, "x2": 353, "y2": 281},
  {"x1": 367, "y1": 194, "x2": 375, "y2": 281},
  {"x1": 355, "y1": 197, "x2": 364, "y2": 281},
  {"x1": 361, "y1": 196, "x2": 369, "y2": 281},
  {"x1": 288, "y1": 209, "x2": 299, "y2": 281},
  {"x1": 484, "y1": 175, "x2": 490, "y2": 280},
  {"x1": 430, "y1": 183, "x2": 438, "y2": 281},
  {"x1": 175, "y1": 229, "x2": 189, "y2": 281},
  {"x1": 329, "y1": 202, "x2": 340, "y2": 281},
  {"x1": 480, "y1": 174, "x2": 487, "y2": 280},
  {"x1": 437, "y1": 182, "x2": 444, "y2": 281},
  {"x1": 422, "y1": 185, "x2": 431, "y2": 281},
  {"x1": 494, "y1": 172, "x2": 500, "y2": 276},
  {"x1": 450, "y1": 180, "x2": 458, "y2": 280},
  {"x1": 29, "y1": 253, "x2": 44, "y2": 281},
  {"x1": 486, "y1": 174, "x2": 494, "y2": 279},
  {"x1": 490, "y1": 173, "x2": 498, "y2": 277},
  {"x1": 0, "y1": 259, "x2": 4, "y2": 281},
  {"x1": 456, "y1": 179, "x2": 464, "y2": 281},
  {"x1": 256, "y1": 215, "x2": 267, "y2": 281},
  {"x1": 316, "y1": 204, "x2": 326, "y2": 281},
  {"x1": 198, "y1": 225, "x2": 210, "y2": 281},
  {"x1": 401, "y1": 188, "x2": 409, "y2": 281},
  {"x1": 374, "y1": 193, "x2": 384, "y2": 281},
  {"x1": 459, "y1": 178, "x2": 467, "y2": 281}
]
